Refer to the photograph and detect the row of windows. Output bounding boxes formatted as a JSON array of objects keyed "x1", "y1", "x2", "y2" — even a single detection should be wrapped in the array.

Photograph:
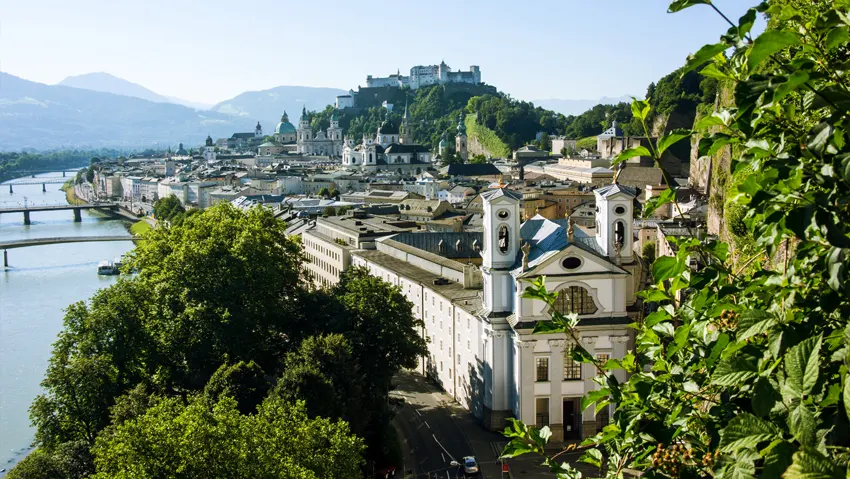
[
  {"x1": 304, "y1": 252, "x2": 339, "y2": 278},
  {"x1": 534, "y1": 346, "x2": 587, "y2": 382},
  {"x1": 303, "y1": 238, "x2": 341, "y2": 263}
]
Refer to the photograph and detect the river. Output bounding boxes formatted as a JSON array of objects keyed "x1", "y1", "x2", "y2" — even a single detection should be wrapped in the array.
[{"x1": 0, "y1": 173, "x2": 134, "y2": 475}]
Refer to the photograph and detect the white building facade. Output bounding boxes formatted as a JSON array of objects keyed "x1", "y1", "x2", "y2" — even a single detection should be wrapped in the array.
[{"x1": 352, "y1": 183, "x2": 642, "y2": 440}]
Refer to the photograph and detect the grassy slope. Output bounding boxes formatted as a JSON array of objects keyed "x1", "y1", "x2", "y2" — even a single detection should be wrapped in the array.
[{"x1": 464, "y1": 114, "x2": 511, "y2": 158}]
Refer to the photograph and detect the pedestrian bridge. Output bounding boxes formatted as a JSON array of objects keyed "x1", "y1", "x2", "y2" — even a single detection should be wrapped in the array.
[
  {"x1": 1, "y1": 235, "x2": 144, "y2": 268},
  {"x1": 0, "y1": 203, "x2": 120, "y2": 224}
]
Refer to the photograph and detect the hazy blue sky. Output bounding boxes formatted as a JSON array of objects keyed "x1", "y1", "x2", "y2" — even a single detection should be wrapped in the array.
[{"x1": 1, "y1": 0, "x2": 760, "y2": 105}]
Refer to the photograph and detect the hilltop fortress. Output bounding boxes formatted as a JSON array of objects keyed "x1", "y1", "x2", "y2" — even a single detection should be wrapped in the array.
[{"x1": 366, "y1": 62, "x2": 481, "y2": 90}]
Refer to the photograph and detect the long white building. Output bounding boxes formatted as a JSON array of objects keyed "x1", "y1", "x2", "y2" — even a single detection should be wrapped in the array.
[{"x1": 348, "y1": 183, "x2": 642, "y2": 440}]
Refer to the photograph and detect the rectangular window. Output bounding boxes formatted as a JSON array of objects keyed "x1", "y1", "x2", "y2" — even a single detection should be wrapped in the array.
[
  {"x1": 467, "y1": 318, "x2": 470, "y2": 329},
  {"x1": 449, "y1": 368, "x2": 452, "y2": 378},
  {"x1": 535, "y1": 397, "x2": 550, "y2": 429},
  {"x1": 596, "y1": 353, "x2": 610, "y2": 364},
  {"x1": 563, "y1": 346, "x2": 582, "y2": 380},
  {"x1": 440, "y1": 361, "x2": 443, "y2": 372},
  {"x1": 535, "y1": 357, "x2": 549, "y2": 382},
  {"x1": 457, "y1": 354, "x2": 461, "y2": 364},
  {"x1": 440, "y1": 340, "x2": 443, "y2": 351},
  {"x1": 467, "y1": 340, "x2": 470, "y2": 351}
]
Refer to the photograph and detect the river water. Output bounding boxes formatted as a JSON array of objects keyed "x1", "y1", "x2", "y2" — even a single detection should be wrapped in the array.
[{"x1": 0, "y1": 173, "x2": 134, "y2": 474}]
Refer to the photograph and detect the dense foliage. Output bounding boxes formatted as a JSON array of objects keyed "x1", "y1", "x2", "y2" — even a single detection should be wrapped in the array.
[
  {"x1": 502, "y1": 1, "x2": 850, "y2": 478},
  {"x1": 13, "y1": 204, "x2": 426, "y2": 477},
  {"x1": 90, "y1": 396, "x2": 364, "y2": 479},
  {"x1": 151, "y1": 195, "x2": 186, "y2": 224}
]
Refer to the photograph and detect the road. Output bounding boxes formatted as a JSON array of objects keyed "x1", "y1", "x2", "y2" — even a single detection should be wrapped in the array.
[{"x1": 392, "y1": 372, "x2": 591, "y2": 479}]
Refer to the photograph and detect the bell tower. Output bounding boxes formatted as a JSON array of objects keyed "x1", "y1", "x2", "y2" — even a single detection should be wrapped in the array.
[
  {"x1": 455, "y1": 112, "x2": 468, "y2": 161},
  {"x1": 593, "y1": 183, "x2": 637, "y2": 264},
  {"x1": 480, "y1": 187, "x2": 521, "y2": 314}
]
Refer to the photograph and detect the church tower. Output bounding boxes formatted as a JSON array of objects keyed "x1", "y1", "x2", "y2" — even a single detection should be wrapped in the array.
[
  {"x1": 455, "y1": 112, "x2": 468, "y2": 162},
  {"x1": 593, "y1": 183, "x2": 637, "y2": 264},
  {"x1": 255, "y1": 121, "x2": 263, "y2": 138},
  {"x1": 439, "y1": 132, "x2": 448, "y2": 159},
  {"x1": 296, "y1": 105, "x2": 313, "y2": 154},
  {"x1": 480, "y1": 187, "x2": 521, "y2": 314},
  {"x1": 400, "y1": 99, "x2": 410, "y2": 144}
]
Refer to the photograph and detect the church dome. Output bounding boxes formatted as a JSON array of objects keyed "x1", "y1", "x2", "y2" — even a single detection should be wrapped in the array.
[
  {"x1": 276, "y1": 111, "x2": 296, "y2": 134},
  {"x1": 276, "y1": 121, "x2": 296, "y2": 134},
  {"x1": 379, "y1": 119, "x2": 399, "y2": 134}
]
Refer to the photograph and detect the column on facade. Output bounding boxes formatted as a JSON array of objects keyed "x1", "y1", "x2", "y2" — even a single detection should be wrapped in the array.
[
  {"x1": 518, "y1": 339, "x2": 536, "y2": 427},
  {"x1": 547, "y1": 339, "x2": 567, "y2": 441},
  {"x1": 611, "y1": 335, "x2": 630, "y2": 385},
  {"x1": 580, "y1": 336, "x2": 598, "y2": 439}
]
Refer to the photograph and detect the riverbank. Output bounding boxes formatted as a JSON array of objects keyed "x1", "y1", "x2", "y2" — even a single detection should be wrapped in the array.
[{"x1": 62, "y1": 181, "x2": 86, "y2": 206}]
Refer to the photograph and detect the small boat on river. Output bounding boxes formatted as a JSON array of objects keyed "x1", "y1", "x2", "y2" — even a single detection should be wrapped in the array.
[{"x1": 97, "y1": 260, "x2": 119, "y2": 275}]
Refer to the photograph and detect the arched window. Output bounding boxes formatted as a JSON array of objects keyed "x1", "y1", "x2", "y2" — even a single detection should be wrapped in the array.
[
  {"x1": 614, "y1": 221, "x2": 625, "y2": 247},
  {"x1": 553, "y1": 286, "x2": 597, "y2": 315},
  {"x1": 498, "y1": 225, "x2": 509, "y2": 254}
]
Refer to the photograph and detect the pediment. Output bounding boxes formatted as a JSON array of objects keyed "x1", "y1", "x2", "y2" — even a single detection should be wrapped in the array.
[{"x1": 516, "y1": 244, "x2": 627, "y2": 279}]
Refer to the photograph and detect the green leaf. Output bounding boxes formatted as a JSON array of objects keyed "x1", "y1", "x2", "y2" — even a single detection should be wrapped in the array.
[
  {"x1": 696, "y1": 112, "x2": 730, "y2": 130},
  {"x1": 667, "y1": 0, "x2": 710, "y2": 13},
  {"x1": 700, "y1": 63, "x2": 734, "y2": 81},
  {"x1": 737, "y1": 310, "x2": 778, "y2": 341},
  {"x1": 762, "y1": 441, "x2": 795, "y2": 479},
  {"x1": 752, "y1": 378, "x2": 780, "y2": 417},
  {"x1": 712, "y1": 353, "x2": 758, "y2": 386},
  {"x1": 844, "y1": 377, "x2": 850, "y2": 423},
  {"x1": 637, "y1": 289, "x2": 672, "y2": 303},
  {"x1": 748, "y1": 30, "x2": 801, "y2": 72},
  {"x1": 500, "y1": 438, "x2": 536, "y2": 458},
  {"x1": 612, "y1": 146, "x2": 651, "y2": 167},
  {"x1": 782, "y1": 334, "x2": 823, "y2": 400},
  {"x1": 682, "y1": 42, "x2": 729, "y2": 74},
  {"x1": 581, "y1": 388, "x2": 610, "y2": 412},
  {"x1": 783, "y1": 449, "x2": 844, "y2": 479},
  {"x1": 826, "y1": 26, "x2": 850, "y2": 50},
  {"x1": 652, "y1": 256, "x2": 685, "y2": 284},
  {"x1": 652, "y1": 322, "x2": 675, "y2": 337},
  {"x1": 657, "y1": 129, "x2": 692, "y2": 156},
  {"x1": 644, "y1": 310, "x2": 671, "y2": 327},
  {"x1": 827, "y1": 248, "x2": 846, "y2": 292},
  {"x1": 707, "y1": 333, "x2": 730, "y2": 368},
  {"x1": 578, "y1": 448, "x2": 603, "y2": 468},
  {"x1": 808, "y1": 123, "x2": 833, "y2": 157},
  {"x1": 642, "y1": 188, "x2": 677, "y2": 218},
  {"x1": 719, "y1": 412, "x2": 781, "y2": 452},
  {"x1": 631, "y1": 98, "x2": 651, "y2": 122},
  {"x1": 788, "y1": 402, "x2": 817, "y2": 447},
  {"x1": 775, "y1": 71, "x2": 810, "y2": 101}
]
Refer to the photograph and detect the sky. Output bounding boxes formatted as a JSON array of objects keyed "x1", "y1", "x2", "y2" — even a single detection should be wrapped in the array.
[{"x1": 0, "y1": 0, "x2": 761, "y2": 106}]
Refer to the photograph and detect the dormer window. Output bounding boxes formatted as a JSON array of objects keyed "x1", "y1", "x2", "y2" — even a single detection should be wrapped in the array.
[
  {"x1": 438, "y1": 240, "x2": 447, "y2": 253},
  {"x1": 456, "y1": 240, "x2": 463, "y2": 251}
]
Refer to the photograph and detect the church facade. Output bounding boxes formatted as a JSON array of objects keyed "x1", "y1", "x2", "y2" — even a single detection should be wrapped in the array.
[
  {"x1": 351, "y1": 183, "x2": 641, "y2": 440},
  {"x1": 341, "y1": 108, "x2": 433, "y2": 174},
  {"x1": 296, "y1": 106, "x2": 344, "y2": 156}
]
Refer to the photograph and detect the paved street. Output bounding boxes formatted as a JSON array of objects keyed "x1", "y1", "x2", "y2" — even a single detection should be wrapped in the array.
[{"x1": 391, "y1": 371, "x2": 595, "y2": 479}]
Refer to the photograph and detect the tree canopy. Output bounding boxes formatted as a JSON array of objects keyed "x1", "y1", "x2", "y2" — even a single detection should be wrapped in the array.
[{"x1": 16, "y1": 204, "x2": 426, "y2": 477}]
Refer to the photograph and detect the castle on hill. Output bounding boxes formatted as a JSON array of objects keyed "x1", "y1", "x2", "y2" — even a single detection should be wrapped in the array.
[{"x1": 366, "y1": 62, "x2": 481, "y2": 90}]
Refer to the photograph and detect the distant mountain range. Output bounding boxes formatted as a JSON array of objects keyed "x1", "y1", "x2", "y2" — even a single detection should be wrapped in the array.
[
  {"x1": 0, "y1": 72, "x2": 348, "y2": 151},
  {"x1": 210, "y1": 86, "x2": 348, "y2": 125},
  {"x1": 532, "y1": 96, "x2": 634, "y2": 116},
  {"x1": 57, "y1": 72, "x2": 213, "y2": 110}
]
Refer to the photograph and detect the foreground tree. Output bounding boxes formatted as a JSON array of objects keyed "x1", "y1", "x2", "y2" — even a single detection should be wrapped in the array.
[
  {"x1": 91, "y1": 396, "x2": 364, "y2": 479},
  {"x1": 502, "y1": 2, "x2": 850, "y2": 478},
  {"x1": 126, "y1": 204, "x2": 305, "y2": 391},
  {"x1": 151, "y1": 195, "x2": 184, "y2": 223}
]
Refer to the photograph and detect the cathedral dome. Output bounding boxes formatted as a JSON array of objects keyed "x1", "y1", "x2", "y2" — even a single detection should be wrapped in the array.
[
  {"x1": 379, "y1": 119, "x2": 399, "y2": 134},
  {"x1": 275, "y1": 112, "x2": 296, "y2": 134}
]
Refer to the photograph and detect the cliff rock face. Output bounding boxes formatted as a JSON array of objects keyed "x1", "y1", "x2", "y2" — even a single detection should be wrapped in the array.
[{"x1": 468, "y1": 135, "x2": 492, "y2": 157}]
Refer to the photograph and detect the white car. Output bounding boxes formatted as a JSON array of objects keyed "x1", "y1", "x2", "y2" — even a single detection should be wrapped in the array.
[{"x1": 462, "y1": 456, "x2": 479, "y2": 475}]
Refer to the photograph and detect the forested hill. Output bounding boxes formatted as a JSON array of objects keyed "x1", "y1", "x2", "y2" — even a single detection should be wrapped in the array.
[{"x1": 302, "y1": 67, "x2": 718, "y2": 158}]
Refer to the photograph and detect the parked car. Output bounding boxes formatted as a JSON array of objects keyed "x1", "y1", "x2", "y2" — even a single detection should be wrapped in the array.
[{"x1": 463, "y1": 456, "x2": 479, "y2": 475}]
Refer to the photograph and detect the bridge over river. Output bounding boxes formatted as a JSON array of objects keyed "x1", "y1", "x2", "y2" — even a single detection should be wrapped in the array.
[
  {"x1": 0, "y1": 203, "x2": 120, "y2": 224},
  {"x1": 1, "y1": 235, "x2": 142, "y2": 268}
]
